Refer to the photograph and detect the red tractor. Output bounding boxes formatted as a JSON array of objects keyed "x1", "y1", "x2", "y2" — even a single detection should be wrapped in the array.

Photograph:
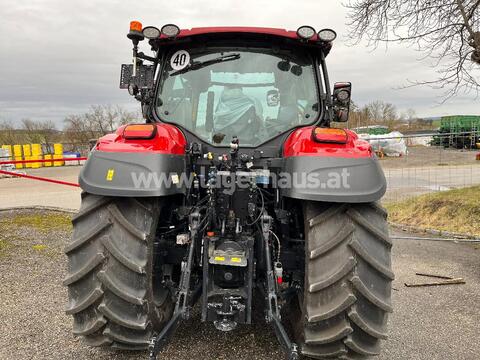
[{"x1": 65, "y1": 22, "x2": 392, "y2": 360}]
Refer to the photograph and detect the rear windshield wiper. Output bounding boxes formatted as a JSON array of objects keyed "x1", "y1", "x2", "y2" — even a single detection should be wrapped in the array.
[{"x1": 170, "y1": 53, "x2": 241, "y2": 76}]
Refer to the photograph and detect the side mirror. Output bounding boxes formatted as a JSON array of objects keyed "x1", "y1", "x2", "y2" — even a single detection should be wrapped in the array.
[
  {"x1": 266, "y1": 89, "x2": 280, "y2": 107},
  {"x1": 332, "y1": 82, "x2": 352, "y2": 122}
]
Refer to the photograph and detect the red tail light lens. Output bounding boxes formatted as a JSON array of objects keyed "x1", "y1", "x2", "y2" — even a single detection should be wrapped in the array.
[
  {"x1": 122, "y1": 124, "x2": 156, "y2": 139},
  {"x1": 312, "y1": 127, "x2": 348, "y2": 144}
]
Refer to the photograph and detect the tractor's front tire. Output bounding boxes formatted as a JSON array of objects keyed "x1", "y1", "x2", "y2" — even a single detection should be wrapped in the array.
[
  {"x1": 301, "y1": 202, "x2": 393, "y2": 359},
  {"x1": 64, "y1": 193, "x2": 173, "y2": 350}
]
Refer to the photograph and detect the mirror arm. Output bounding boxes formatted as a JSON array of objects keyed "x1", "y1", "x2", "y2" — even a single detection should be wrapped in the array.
[
  {"x1": 137, "y1": 52, "x2": 157, "y2": 63},
  {"x1": 131, "y1": 40, "x2": 140, "y2": 77},
  {"x1": 318, "y1": 51, "x2": 333, "y2": 126}
]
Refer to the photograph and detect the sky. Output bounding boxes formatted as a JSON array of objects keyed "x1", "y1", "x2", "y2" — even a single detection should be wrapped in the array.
[{"x1": 1, "y1": 0, "x2": 479, "y2": 129}]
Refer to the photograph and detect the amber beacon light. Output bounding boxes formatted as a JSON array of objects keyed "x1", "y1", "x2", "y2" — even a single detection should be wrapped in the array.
[{"x1": 129, "y1": 21, "x2": 143, "y2": 32}]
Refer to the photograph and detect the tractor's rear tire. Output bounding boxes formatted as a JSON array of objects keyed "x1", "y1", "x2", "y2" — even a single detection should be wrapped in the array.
[
  {"x1": 64, "y1": 193, "x2": 173, "y2": 350},
  {"x1": 300, "y1": 202, "x2": 393, "y2": 359}
]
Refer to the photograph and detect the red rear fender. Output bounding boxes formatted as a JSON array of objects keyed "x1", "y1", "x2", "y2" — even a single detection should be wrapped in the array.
[
  {"x1": 283, "y1": 126, "x2": 373, "y2": 158},
  {"x1": 281, "y1": 126, "x2": 385, "y2": 203},
  {"x1": 96, "y1": 123, "x2": 187, "y2": 154}
]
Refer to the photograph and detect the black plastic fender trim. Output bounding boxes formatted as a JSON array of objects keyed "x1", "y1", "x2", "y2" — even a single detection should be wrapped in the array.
[
  {"x1": 280, "y1": 156, "x2": 387, "y2": 203},
  {"x1": 79, "y1": 151, "x2": 186, "y2": 197}
]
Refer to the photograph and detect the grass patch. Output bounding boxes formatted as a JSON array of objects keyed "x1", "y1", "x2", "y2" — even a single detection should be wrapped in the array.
[
  {"x1": 0, "y1": 211, "x2": 70, "y2": 258},
  {"x1": 0, "y1": 238, "x2": 9, "y2": 255},
  {"x1": 0, "y1": 212, "x2": 72, "y2": 234},
  {"x1": 32, "y1": 244, "x2": 47, "y2": 251},
  {"x1": 385, "y1": 186, "x2": 480, "y2": 237}
]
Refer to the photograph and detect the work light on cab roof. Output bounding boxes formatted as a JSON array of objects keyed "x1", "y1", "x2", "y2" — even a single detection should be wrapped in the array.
[
  {"x1": 296, "y1": 25, "x2": 316, "y2": 40},
  {"x1": 161, "y1": 24, "x2": 180, "y2": 38},
  {"x1": 142, "y1": 26, "x2": 161, "y2": 40},
  {"x1": 318, "y1": 28, "x2": 337, "y2": 42}
]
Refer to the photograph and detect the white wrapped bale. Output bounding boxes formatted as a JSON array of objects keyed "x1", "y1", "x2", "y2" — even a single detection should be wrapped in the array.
[{"x1": 360, "y1": 131, "x2": 408, "y2": 157}]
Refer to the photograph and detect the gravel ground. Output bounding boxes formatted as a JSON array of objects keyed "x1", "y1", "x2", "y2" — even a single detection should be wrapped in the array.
[
  {"x1": 380, "y1": 146, "x2": 479, "y2": 169},
  {"x1": 0, "y1": 210, "x2": 479, "y2": 360}
]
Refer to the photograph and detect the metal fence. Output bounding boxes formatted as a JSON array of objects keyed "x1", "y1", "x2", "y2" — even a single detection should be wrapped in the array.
[{"x1": 368, "y1": 132, "x2": 480, "y2": 202}]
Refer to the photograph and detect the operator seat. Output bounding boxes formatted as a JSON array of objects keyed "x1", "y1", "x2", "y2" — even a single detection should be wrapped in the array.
[{"x1": 213, "y1": 86, "x2": 262, "y2": 145}]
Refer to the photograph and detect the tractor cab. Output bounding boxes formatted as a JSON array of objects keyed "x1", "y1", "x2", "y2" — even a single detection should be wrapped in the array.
[
  {"x1": 121, "y1": 23, "x2": 352, "y2": 148},
  {"x1": 156, "y1": 44, "x2": 319, "y2": 147}
]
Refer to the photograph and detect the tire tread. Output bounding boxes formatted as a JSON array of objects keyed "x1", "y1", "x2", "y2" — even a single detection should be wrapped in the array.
[
  {"x1": 302, "y1": 202, "x2": 392, "y2": 359},
  {"x1": 65, "y1": 194, "x2": 172, "y2": 350}
]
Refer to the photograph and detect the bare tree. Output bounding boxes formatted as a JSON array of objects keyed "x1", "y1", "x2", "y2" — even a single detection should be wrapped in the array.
[
  {"x1": 21, "y1": 119, "x2": 57, "y2": 144},
  {"x1": 83, "y1": 105, "x2": 137, "y2": 136},
  {"x1": 117, "y1": 106, "x2": 138, "y2": 126},
  {"x1": 402, "y1": 108, "x2": 417, "y2": 127},
  {"x1": 63, "y1": 114, "x2": 93, "y2": 145},
  {"x1": 348, "y1": 101, "x2": 372, "y2": 129},
  {"x1": 345, "y1": 0, "x2": 480, "y2": 99},
  {"x1": 63, "y1": 105, "x2": 138, "y2": 147},
  {"x1": 0, "y1": 119, "x2": 20, "y2": 145},
  {"x1": 365, "y1": 101, "x2": 398, "y2": 124},
  {"x1": 347, "y1": 100, "x2": 400, "y2": 128}
]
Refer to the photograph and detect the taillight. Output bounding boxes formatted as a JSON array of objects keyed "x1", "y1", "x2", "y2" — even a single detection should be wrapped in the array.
[
  {"x1": 312, "y1": 127, "x2": 348, "y2": 144},
  {"x1": 122, "y1": 124, "x2": 157, "y2": 139}
]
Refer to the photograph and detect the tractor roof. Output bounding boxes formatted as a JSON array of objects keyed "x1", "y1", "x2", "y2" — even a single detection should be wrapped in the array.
[
  {"x1": 143, "y1": 25, "x2": 333, "y2": 55},
  {"x1": 175, "y1": 27, "x2": 302, "y2": 40}
]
